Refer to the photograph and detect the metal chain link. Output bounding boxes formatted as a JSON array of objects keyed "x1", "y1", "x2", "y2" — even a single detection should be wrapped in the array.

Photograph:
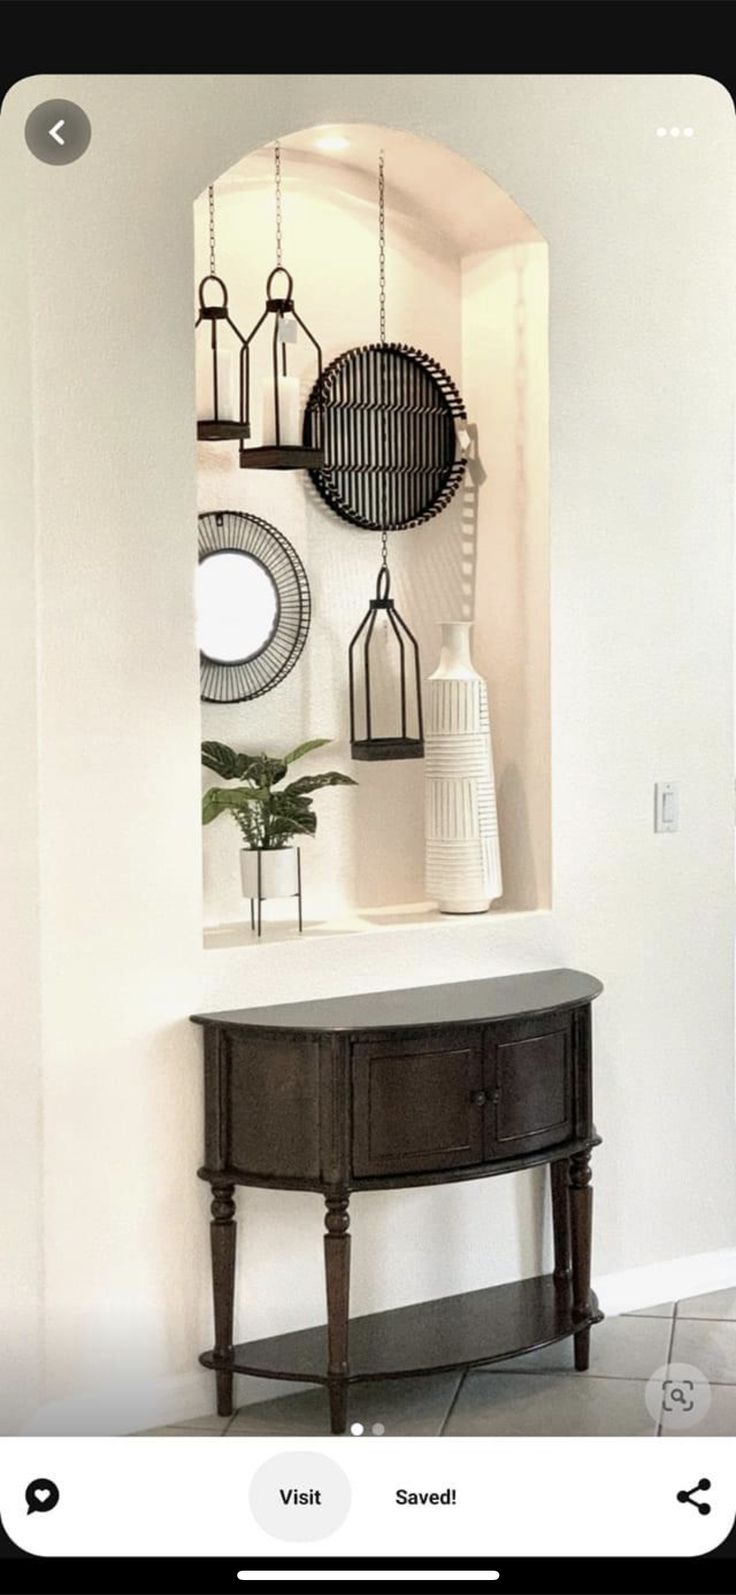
[
  {"x1": 378, "y1": 151, "x2": 389, "y2": 545},
  {"x1": 208, "y1": 184, "x2": 216, "y2": 276},
  {"x1": 274, "y1": 141, "x2": 282, "y2": 267},
  {"x1": 378, "y1": 150, "x2": 386, "y2": 344}
]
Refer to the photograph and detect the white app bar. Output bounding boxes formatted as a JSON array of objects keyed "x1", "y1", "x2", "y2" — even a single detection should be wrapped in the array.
[{"x1": 0, "y1": 1436, "x2": 733, "y2": 1560}]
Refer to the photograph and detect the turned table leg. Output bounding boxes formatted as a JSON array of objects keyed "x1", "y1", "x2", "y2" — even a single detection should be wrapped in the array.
[
  {"x1": 210, "y1": 1182, "x2": 237, "y2": 1416},
  {"x1": 569, "y1": 1151, "x2": 593, "y2": 1371},
  {"x1": 550, "y1": 1157, "x2": 572, "y2": 1286},
  {"x1": 324, "y1": 1194, "x2": 351, "y2": 1435}
]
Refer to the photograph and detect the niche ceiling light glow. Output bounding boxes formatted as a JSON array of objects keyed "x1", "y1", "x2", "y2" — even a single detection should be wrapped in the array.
[{"x1": 314, "y1": 133, "x2": 350, "y2": 152}]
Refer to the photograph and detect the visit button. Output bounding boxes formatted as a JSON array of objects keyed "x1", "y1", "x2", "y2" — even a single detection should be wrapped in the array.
[{"x1": 249, "y1": 1452, "x2": 351, "y2": 1541}]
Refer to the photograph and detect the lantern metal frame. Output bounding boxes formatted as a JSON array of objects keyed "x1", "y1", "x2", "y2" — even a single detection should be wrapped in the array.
[
  {"x1": 237, "y1": 266, "x2": 325, "y2": 471},
  {"x1": 348, "y1": 564, "x2": 424, "y2": 761},
  {"x1": 195, "y1": 274, "x2": 251, "y2": 442}
]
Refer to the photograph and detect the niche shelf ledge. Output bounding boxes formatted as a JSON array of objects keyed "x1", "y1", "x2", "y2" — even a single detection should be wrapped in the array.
[{"x1": 203, "y1": 903, "x2": 550, "y2": 951}]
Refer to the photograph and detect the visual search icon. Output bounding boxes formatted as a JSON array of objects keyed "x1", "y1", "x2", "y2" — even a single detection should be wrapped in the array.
[
  {"x1": 677, "y1": 1478, "x2": 711, "y2": 1515},
  {"x1": 25, "y1": 1478, "x2": 60, "y2": 1515},
  {"x1": 645, "y1": 1361, "x2": 711, "y2": 1429}
]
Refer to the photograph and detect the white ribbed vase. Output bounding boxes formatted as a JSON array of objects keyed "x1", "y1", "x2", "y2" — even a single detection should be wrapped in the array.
[{"x1": 425, "y1": 622, "x2": 502, "y2": 913}]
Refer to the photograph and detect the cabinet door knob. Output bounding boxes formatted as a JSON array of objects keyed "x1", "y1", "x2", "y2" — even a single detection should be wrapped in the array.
[{"x1": 470, "y1": 1089, "x2": 488, "y2": 1106}]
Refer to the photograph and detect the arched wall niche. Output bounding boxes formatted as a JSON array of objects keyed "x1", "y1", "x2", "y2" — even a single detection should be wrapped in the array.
[{"x1": 196, "y1": 123, "x2": 550, "y2": 934}]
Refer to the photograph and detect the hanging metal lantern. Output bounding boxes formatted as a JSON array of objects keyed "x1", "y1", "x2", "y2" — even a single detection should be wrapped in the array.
[
  {"x1": 349, "y1": 537, "x2": 424, "y2": 762},
  {"x1": 195, "y1": 185, "x2": 250, "y2": 442},
  {"x1": 238, "y1": 144, "x2": 325, "y2": 471}
]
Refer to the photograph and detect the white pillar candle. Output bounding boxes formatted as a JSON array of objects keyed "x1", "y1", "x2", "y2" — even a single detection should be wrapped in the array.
[
  {"x1": 196, "y1": 342, "x2": 239, "y2": 423},
  {"x1": 261, "y1": 374, "x2": 300, "y2": 447}
]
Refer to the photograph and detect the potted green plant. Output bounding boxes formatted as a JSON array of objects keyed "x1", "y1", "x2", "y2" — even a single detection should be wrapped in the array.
[{"x1": 201, "y1": 738, "x2": 356, "y2": 904}]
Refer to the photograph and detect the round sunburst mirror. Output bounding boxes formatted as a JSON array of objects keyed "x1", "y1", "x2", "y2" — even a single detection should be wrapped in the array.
[{"x1": 197, "y1": 510, "x2": 311, "y2": 703}]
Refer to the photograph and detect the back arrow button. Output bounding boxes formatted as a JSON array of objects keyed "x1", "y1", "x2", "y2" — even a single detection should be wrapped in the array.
[{"x1": 25, "y1": 99, "x2": 91, "y2": 165}]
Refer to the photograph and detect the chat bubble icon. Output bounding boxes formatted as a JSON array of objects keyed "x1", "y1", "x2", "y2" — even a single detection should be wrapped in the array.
[{"x1": 25, "y1": 1478, "x2": 60, "y2": 1515}]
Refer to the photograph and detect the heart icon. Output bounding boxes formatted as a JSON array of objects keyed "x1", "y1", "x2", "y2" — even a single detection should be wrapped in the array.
[{"x1": 25, "y1": 1477, "x2": 60, "y2": 1514}]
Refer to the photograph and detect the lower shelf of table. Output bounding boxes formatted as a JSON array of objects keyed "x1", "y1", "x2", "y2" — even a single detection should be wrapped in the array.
[{"x1": 200, "y1": 1273, "x2": 602, "y2": 1386}]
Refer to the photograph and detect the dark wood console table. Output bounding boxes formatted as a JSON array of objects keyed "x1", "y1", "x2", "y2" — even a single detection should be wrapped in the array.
[{"x1": 192, "y1": 967, "x2": 603, "y2": 1433}]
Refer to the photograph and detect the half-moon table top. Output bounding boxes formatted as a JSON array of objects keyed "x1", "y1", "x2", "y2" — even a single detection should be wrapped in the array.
[{"x1": 191, "y1": 967, "x2": 603, "y2": 1037}]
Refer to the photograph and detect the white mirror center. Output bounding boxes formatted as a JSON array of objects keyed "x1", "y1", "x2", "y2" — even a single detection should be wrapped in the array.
[{"x1": 197, "y1": 552, "x2": 278, "y2": 663}]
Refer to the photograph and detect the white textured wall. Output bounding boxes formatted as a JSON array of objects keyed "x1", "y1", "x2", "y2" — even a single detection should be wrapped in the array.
[{"x1": 1, "y1": 73, "x2": 735, "y2": 1433}]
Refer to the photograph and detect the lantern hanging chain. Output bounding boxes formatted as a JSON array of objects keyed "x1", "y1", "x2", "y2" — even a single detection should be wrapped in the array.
[
  {"x1": 378, "y1": 149, "x2": 386, "y2": 345},
  {"x1": 378, "y1": 150, "x2": 389, "y2": 549},
  {"x1": 274, "y1": 141, "x2": 283, "y2": 269},
  {"x1": 208, "y1": 184, "x2": 216, "y2": 277}
]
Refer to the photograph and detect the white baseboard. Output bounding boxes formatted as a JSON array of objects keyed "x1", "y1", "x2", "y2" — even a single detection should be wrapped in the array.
[{"x1": 595, "y1": 1247, "x2": 736, "y2": 1317}]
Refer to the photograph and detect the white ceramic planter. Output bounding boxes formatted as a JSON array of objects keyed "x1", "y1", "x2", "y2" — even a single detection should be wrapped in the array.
[
  {"x1": 240, "y1": 846, "x2": 299, "y2": 900},
  {"x1": 425, "y1": 621, "x2": 503, "y2": 913}
]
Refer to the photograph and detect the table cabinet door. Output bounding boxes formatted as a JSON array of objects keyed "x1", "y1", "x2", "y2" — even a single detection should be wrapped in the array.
[
  {"x1": 351, "y1": 1030, "x2": 484, "y2": 1177},
  {"x1": 484, "y1": 1014, "x2": 573, "y2": 1160}
]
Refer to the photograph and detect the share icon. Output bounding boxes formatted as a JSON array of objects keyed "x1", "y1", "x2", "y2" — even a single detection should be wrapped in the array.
[{"x1": 676, "y1": 1478, "x2": 711, "y2": 1515}]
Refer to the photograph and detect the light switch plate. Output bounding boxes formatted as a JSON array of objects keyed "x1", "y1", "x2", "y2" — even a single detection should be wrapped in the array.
[{"x1": 654, "y1": 781, "x2": 678, "y2": 832}]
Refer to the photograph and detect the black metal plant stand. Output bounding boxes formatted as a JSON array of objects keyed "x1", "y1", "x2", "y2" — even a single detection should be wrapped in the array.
[{"x1": 246, "y1": 848, "x2": 303, "y2": 938}]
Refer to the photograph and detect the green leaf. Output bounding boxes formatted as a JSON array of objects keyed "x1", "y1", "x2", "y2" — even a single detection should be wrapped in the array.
[
  {"x1": 283, "y1": 738, "x2": 332, "y2": 766},
  {"x1": 201, "y1": 742, "x2": 261, "y2": 782},
  {"x1": 265, "y1": 790, "x2": 317, "y2": 842},
  {"x1": 270, "y1": 807, "x2": 317, "y2": 839},
  {"x1": 283, "y1": 772, "x2": 357, "y2": 798},
  {"x1": 248, "y1": 755, "x2": 289, "y2": 790},
  {"x1": 202, "y1": 786, "x2": 269, "y2": 824},
  {"x1": 201, "y1": 741, "x2": 241, "y2": 780},
  {"x1": 268, "y1": 792, "x2": 312, "y2": 816},
  {"x1": 202, "y1": 787, "x2": 223, "y2": 826}
]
